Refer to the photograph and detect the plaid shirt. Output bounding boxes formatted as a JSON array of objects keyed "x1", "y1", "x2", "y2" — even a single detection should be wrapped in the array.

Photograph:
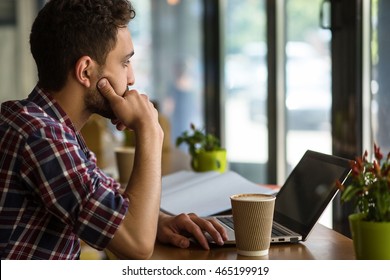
[{"x1": 0, "y1": 86, "x2": 129, "y2": 259}]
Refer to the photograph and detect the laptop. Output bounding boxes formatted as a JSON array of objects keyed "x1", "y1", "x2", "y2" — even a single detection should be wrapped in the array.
[{"x1": 213, "y1": 150, "x2": 351, "y2": 244}]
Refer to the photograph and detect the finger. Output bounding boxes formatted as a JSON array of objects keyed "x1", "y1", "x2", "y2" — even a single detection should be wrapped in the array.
[
  {"x1": 208, "y1": 218, "x2": 229, "y2": 241},
  {"x1": 116, "y1": 123, "x2": 127, "y2": 131},
  {"x1": 111, "y1": 119, "x2": 119, "y2": 125},
  {"x1": 157, "y1": 219, "x2": 192, "y2": 249},
  {"x1": 111, "y1": 119, "x2": 127, "y2": 131},
  {"x1": 180, "y1": 214, "x2": 210, "y2": 250},
  {"x1": 140, "y1": 93, "x2": 149, "y2": 100},
  {"x1": 189, "y1": 229, "x2": 210, "y2": 250},
  {"x1": 97, "y1": 78, "x2": 121, "y2": 103},
  {"x1": 166, "y1": 233, "x2": 191, "y2": 249},
  {"x1": 189, "y1": 215, "x2": 225, "y2": 246}
]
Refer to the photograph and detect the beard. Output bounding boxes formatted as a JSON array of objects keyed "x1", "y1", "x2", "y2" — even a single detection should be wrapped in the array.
[{"x1": 85, "y1": 86, "x2": 116, "y2": 119}]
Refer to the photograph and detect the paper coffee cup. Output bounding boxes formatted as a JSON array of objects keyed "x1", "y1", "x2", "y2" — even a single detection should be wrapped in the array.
[
  {"x1": 230, "y1": 193, "x2": 275, "y2": 257},
  {"x1": 115, "y1": 147, "x2": 135, "y2": 184}
]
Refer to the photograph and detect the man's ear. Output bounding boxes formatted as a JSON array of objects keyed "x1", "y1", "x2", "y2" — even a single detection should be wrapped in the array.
[{"x1": 74, "y1": 56, "x2": 95, "y2": 88}]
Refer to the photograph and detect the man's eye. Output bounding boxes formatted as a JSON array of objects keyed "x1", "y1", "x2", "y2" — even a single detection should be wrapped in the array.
[{"x1": 124, "y1": 59, "x2": 131, "y2": 66}]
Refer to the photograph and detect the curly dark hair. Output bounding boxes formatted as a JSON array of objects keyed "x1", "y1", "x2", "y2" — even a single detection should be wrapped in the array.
[{"x1": 30, "y1": 0, "x2": 136, "y2": 91}]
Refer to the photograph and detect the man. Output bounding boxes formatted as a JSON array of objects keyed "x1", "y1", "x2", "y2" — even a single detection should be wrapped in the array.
[{"x1": 0, "y1": 0, "x2": 226, "y2": 260}]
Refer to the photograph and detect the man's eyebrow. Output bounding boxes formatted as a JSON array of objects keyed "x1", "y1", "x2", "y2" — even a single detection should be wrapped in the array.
[{"x1": 124, "y1": 51, "x2": 135, "y2": 60}]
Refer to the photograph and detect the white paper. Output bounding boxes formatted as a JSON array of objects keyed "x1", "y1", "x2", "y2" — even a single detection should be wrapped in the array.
[{"x1": 161, "y1": 170, "x2": 276, "y2": 216}]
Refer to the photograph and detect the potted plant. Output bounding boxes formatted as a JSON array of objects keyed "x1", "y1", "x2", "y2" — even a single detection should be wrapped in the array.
[
  {"x1": 176, "y1": 123, "x2": 227, "y2": 173},
  {"x1": 337, "y1": 144, "x2": 390, "y2": 259}
]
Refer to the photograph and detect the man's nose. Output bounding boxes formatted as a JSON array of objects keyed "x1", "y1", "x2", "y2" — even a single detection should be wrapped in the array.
[{"x1": 127, "y1": 65, "x2": 135, "y2": 86}]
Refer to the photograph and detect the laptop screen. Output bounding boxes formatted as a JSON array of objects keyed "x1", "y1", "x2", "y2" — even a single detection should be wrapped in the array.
[{"x1": 274, "y1": 150, "x2": 351, "y2": 240}]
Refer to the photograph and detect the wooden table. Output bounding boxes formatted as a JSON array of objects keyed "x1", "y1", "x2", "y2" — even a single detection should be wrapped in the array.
[
  {"x1": 84, "y1": 148, "x2": 355, "y2": 260},
  {"x1": 150, "y1": 223, "x2": 355, "y2": 260}
]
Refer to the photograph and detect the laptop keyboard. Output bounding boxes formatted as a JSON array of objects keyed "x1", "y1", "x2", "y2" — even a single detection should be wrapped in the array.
[
  {"x1": 271, "y1": 225, "x2": 287, "y2": 236},
  {"x1": 217, "y1": 216, "x2": 286, "y2": 237},
  {"x1": 217, "y1": 217, "x2": 234, "y2": 230}
]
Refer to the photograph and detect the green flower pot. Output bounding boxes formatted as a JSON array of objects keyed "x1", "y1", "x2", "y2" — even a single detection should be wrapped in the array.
[
  {"x1": 191, "y1": 149, "x2": 227, "y2": 173},
  {"x1": 349, "y1": 213, "x2": 390, "y2": 260}
]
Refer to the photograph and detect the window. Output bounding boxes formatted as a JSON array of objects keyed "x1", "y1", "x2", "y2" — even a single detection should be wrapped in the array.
[
  {"x1": 285, "y1": 0, "x2": 332, "y2": 173},
  {"x1": 222, "y1": 0, "x2": 268, "y2": 183},
  {"x1": 130, "y1": 0, "x2": 204, "y2": 145},
  {"x1": 0, "y1": 0, "x2": 38, "y2": 103},
  {"x1": 285, "y1": 0, "x2": 332, "y2": 227},
  {"x1": 0, "y1": 0, "x2": 18, "y2": 102},
  {"x1": 222, "y1": 0, "x2": 332, "y2": 184},
  {"x1": 371, "y1": 0, "x2": 390, "y2": 156}
]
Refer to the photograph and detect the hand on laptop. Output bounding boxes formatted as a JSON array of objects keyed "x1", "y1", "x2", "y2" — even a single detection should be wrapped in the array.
[{"x1": 157, "y1": 212, "x2": 228, "y2": 250}]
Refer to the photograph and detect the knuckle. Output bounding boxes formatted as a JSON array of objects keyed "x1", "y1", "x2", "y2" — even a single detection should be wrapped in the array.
[
  {"x1": 187, "y1": 212, "x2": 197, "y2": 218},
  {"x1": 178, "y1": 213, "x2": 190, "y2": 220}
]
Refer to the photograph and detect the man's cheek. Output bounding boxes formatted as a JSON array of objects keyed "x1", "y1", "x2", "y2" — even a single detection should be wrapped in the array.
[{"x1": 109, "y1": 79, "x2": 128, "y2": 97}]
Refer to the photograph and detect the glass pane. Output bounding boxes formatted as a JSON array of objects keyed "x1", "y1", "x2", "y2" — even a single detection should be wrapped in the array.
[
  {"x1": 286, "y1": 0, "x2": 332, "y2": 226},
  {"x1": 286, "y1": 0, "x2": 332, "y2": 169},
  {"x1": 0, "y1": 0, "x2": 17, "y2": 102},
  {"x1": 371, "y1": 0, "x2": 390, "y2": 156},
  {"x1": 223, "y1": 0, "x2": 267, "y2": 183},
  {"x1": 0, "y1": 31, "x2": 16, "y2": 102},
  {"x1": 0, "y1": 0, "x2": 39, "y2": 103},
  {"x1": 130, "y1": 0, "x2": 204, "y2": 145}
]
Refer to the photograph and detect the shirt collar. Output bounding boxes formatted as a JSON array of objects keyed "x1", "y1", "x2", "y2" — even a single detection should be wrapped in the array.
[{"x1": 28, "y1": 85, "x2": 78, "y2": 133}]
